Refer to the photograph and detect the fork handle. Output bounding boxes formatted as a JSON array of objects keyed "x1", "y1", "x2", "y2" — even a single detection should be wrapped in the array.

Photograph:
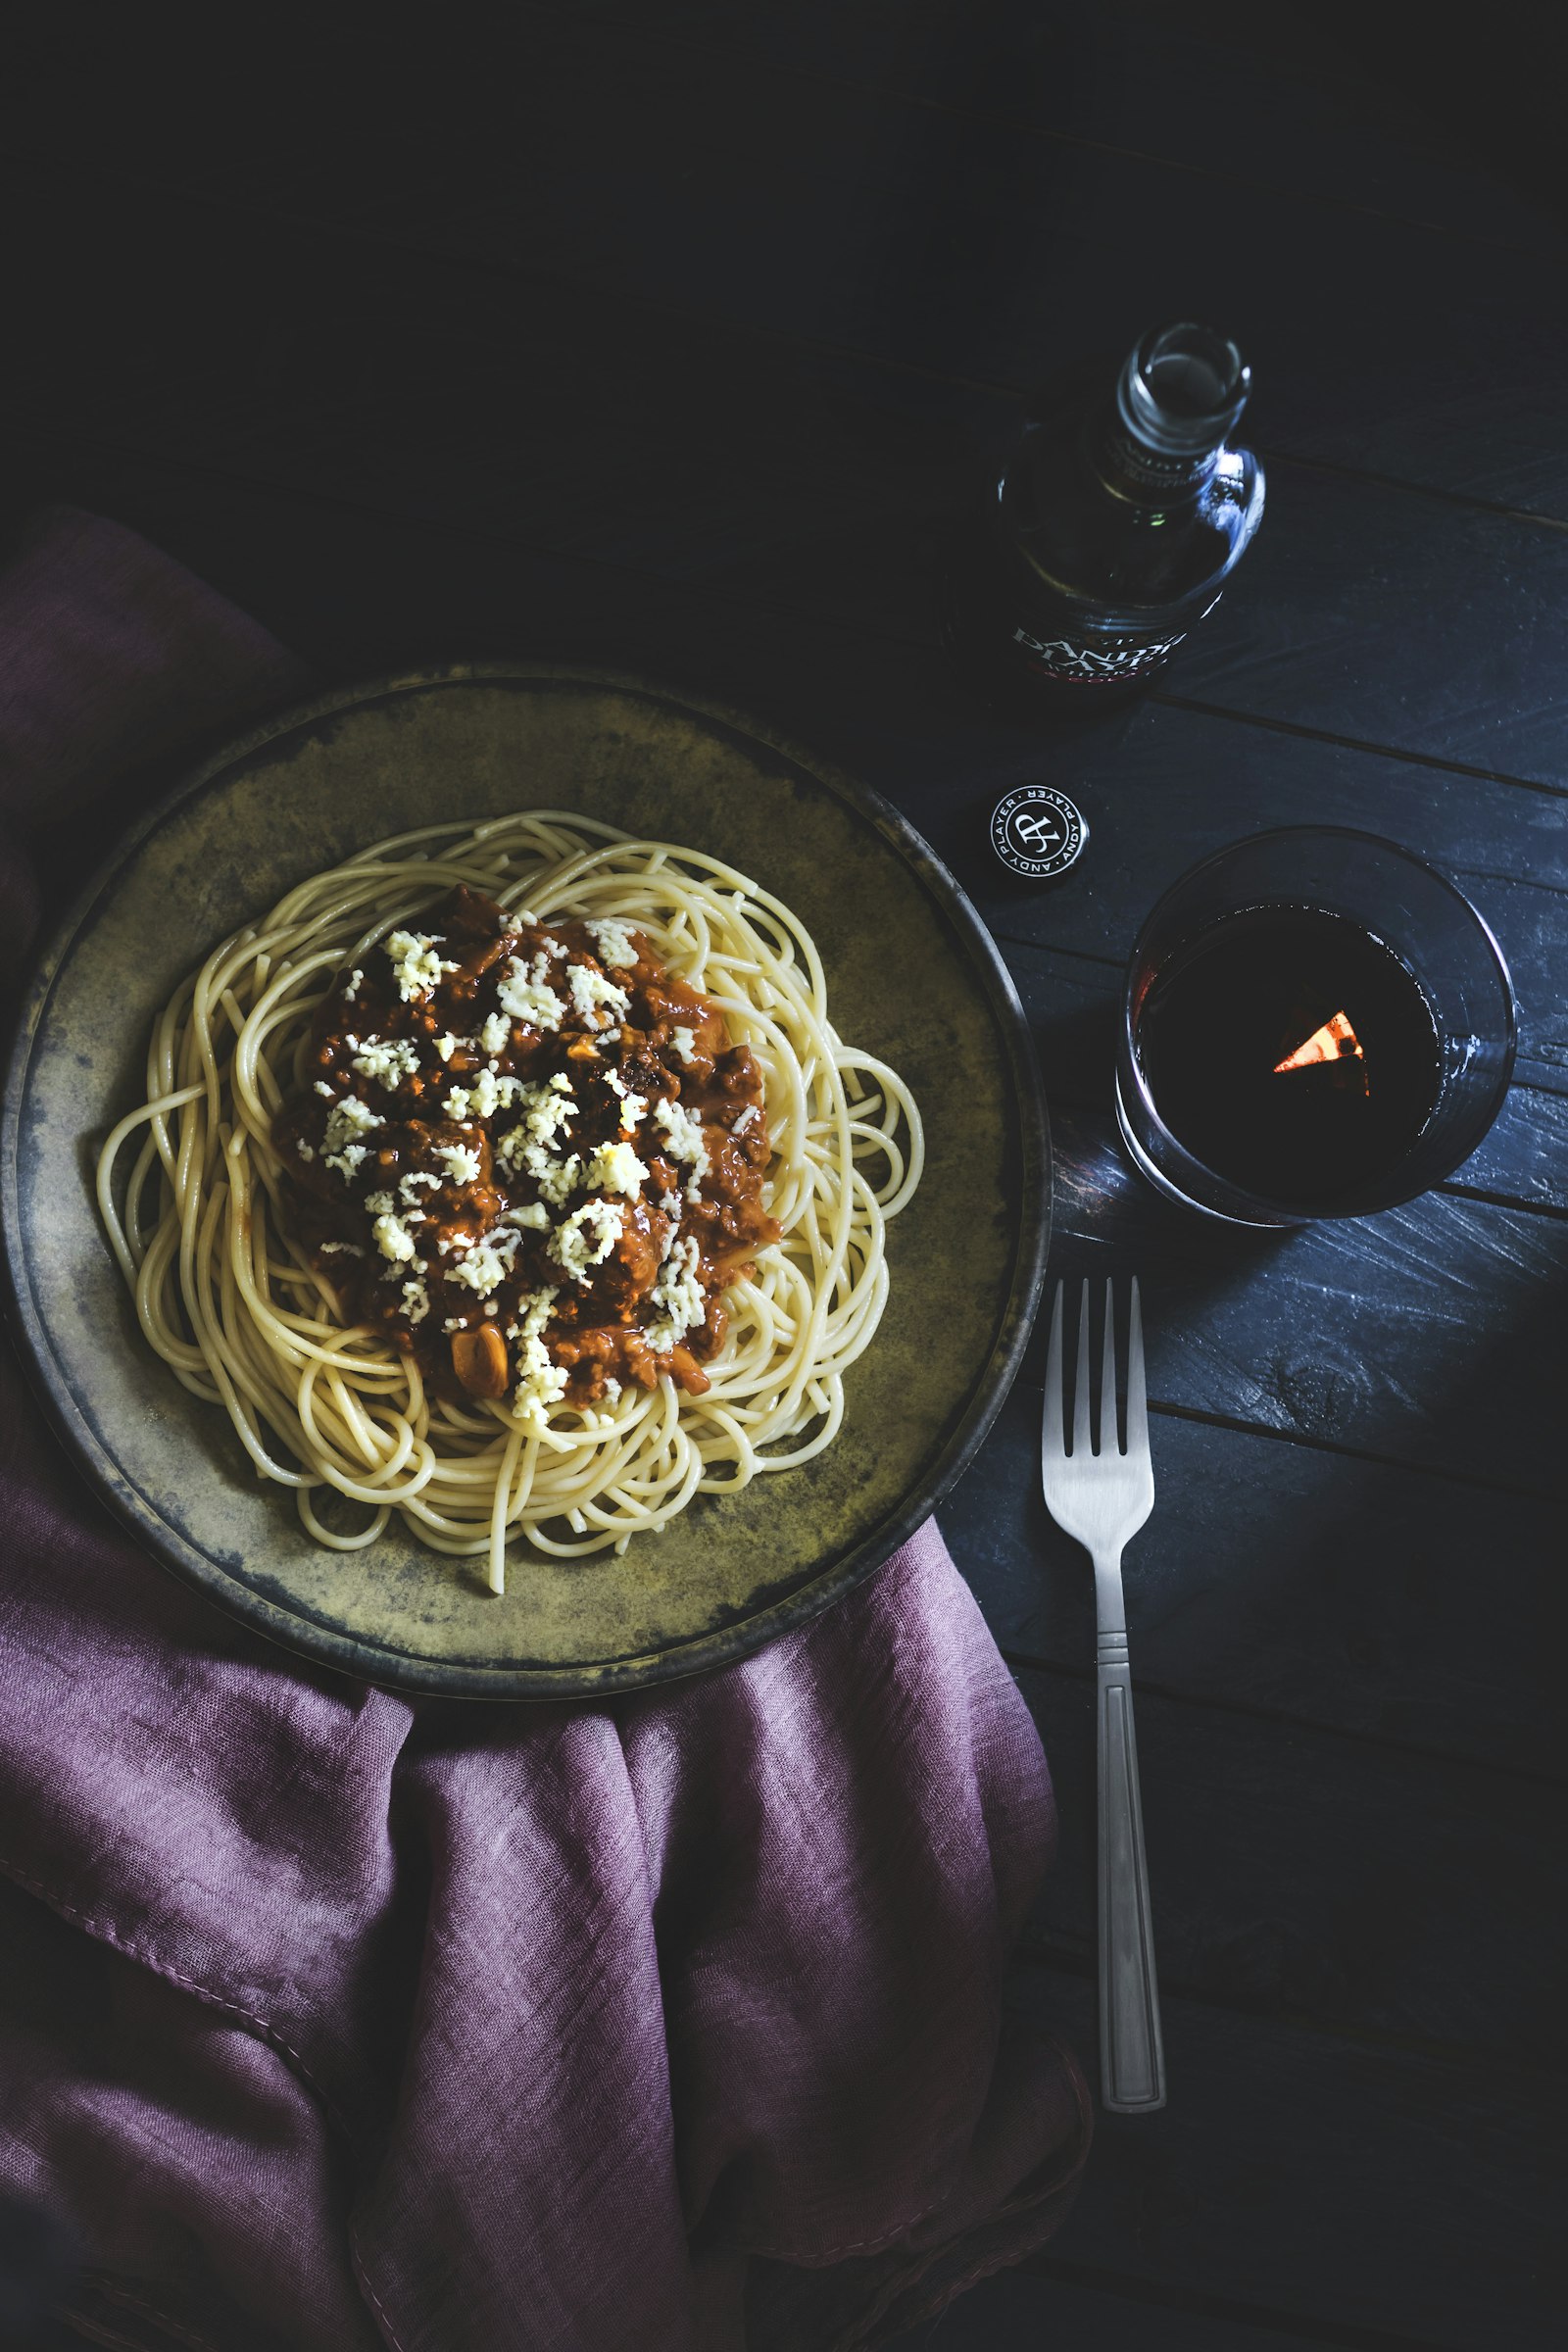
[{"x1": 1097, "y1": 1630, "x2": 1167, "y2": 2113}]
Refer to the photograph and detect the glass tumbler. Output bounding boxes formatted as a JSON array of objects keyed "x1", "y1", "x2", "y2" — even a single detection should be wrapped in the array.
[{"x1": 1115, "y1": 826, "x2": 1517, "y2": 1228}]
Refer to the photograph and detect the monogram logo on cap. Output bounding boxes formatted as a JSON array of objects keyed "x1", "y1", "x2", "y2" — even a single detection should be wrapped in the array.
[{"x1": 1012, "y1": 807, "x2": 1065, "y2": 855}]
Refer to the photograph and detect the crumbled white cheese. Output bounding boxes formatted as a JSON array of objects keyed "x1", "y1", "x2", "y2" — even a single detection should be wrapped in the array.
[
  {"x1": 399, "y1": 1169, "x2": 442, "y2": 1207},
  {"x1": 385, "y1": 930, "x2": 459, "y2": 1003},
  {"x1": 492, "y1": 1075, "x2": 584, "y2": 1201},
  {"x1": 478, "y1": 1010, "x2": 511, "y2": 1056},
  {"x1": 351, "y1": 1036, "x2": 420, "y2": 1090},
  {"x1": 604, "y1": 1377, "x2": 622, "y2": 1402},
  {"x1": 342, "y1": 968, "x2": 364, "y2": 1002},
  {"x1": 653, "y1": 1097, "x2": 710, "y2": 1200},
  {"x1": 605, "y1": 1068, "x2": 648, "y2": 1127},
  {"x1": 322, "y1": 1095, "x2": 383, "y2": 1180},
  {"x1": 566, "y1": 962, "x2": 631, "y2": 1022},
  {"x1": 434, "y1": 1032, "x2": 468, "y2": 1063},
  {"x1": 496, "y1": 955, "x2": 564, "y2": 1029},
  {"x1": 318, "y1": 1241, "x2": 363, "y2": 1256},
  {"x1": 448, "y1": 1228, "x2": 520, "y2": 1296},
  {"x1": 647, "y1": 1236, "x2": 705, "y2": 1352},
  {"x1": 434, "y1": 1142, "x2": 483, "y2": 1187},
  {"x1": 364, "y1": 1191, "x2": 395, "y2": 1214},
  {"x1": 531, "y1": 1151, "x2": 582, "y2": 1206},
  {"x1": 584, "y1": 1140, "x2": 648, "y2": 1197},
  {"x1": 732, "y1": 1104, "x2": 760, "y2": 1134},
  {"x1": 512, "y1": 1287, "x2": 566, "y2": 1430},
  {"x1": 402, "y1": 1276, "x2": 430, "y2": 1324},
  {"x1": 372, "y1": 1210, "x2": 418, "y2": 1264},
  {"x1": 504, "y1": 1201, "x2": 551, "y2": 1230},
  {"x1": 669, "y1": 1027, "x2": 697, "y2": 1065},
  {"x1": 296, "y1": 1141, "x2": 316, "y2": 1162},
  {"x1": 445, "y1": 1065, "x2": 520, "y2": 1123},
  {"x1": 495, "y1": 1075, "x2": 575, "y2": 1173},
  {"x1": 586, "y1": 917, "x2": 638, "y2": 970},
  {"x1": 549, "y1": 1198, "x2": 624, "y2": 1285},
  {"x1": 315, "y1": 1079, "x2": 335, "y2": 1098}
]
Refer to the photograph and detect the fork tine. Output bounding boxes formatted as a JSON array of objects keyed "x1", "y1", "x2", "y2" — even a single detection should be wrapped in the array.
[
  {"x1": 1126, "y1": 1275, "x2": 1149, "y2": 1458},
  {"x1": 1043, "y1": 1279, "x2": 1065, "y2": 1459},
  {"x1": 1074, "y1": 1281, "x2": 1094, "y2": 1457},
  {"x1": 1101, "y1": 1276, "x2": 1120, "y2": 1456}
]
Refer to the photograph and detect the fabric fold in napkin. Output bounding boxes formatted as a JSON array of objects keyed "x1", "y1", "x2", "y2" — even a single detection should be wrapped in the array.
[{"x1": 0, "y1": 507, "x2": 1089, "y2": 2352}]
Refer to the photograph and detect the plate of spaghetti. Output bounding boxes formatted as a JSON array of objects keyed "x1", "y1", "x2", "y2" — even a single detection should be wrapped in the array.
[{"x1": 3, "y1": 668, "x2": 1048, "y2": 1696}]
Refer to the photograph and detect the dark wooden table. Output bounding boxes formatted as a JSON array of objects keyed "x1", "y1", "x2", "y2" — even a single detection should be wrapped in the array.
[{"x1": 9, "y1": 7, "x2": 1562, "y2": 2346}]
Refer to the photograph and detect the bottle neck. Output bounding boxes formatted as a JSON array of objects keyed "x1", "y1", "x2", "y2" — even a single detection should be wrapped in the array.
[
  {"x1": 1089, "y1": 411, "x2": 1223, "y2": 507},
  {"x1": 1088, "y1": 320, "x2": 1250, "y2": 509}
]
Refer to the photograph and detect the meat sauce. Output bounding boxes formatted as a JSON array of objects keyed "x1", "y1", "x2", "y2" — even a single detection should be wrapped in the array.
[{"x1": 274, "y1": 886, "x2": 779, "y2": 1411}]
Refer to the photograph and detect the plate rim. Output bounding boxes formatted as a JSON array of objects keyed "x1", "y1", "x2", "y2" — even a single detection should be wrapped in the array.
[{"x1": 1, "y1": 662, "x2": 1051, "y2": 1699}]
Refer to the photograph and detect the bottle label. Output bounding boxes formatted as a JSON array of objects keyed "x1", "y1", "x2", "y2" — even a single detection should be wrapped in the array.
[{"x1": 1009, "y1": 623, "x2": 1187, "y2": 682}]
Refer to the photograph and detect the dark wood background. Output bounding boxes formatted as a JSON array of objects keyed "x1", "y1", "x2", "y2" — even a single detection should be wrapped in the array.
[{"x1": 7, "y1": 6, "x2": 1563, "y2": 2346}]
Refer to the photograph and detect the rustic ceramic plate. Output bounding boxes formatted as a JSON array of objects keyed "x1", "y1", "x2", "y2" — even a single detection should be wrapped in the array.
[{"x1": 2, "y1": 667, "x2": 1049, "y2": 1698}]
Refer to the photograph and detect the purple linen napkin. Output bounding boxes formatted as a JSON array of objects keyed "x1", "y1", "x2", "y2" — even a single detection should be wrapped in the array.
[{"x1": 0, "y1": 509, "x2": 1090, "y2": 2352}]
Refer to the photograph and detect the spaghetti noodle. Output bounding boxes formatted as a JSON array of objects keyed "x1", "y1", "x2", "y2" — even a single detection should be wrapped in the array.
[{"x1": 96, "y1": 811, "x2": 922, "y2": 1591}]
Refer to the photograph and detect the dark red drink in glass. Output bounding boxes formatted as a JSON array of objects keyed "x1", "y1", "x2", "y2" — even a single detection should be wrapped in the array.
[{"x1": 1117, "y1": 830, "x2": 1516, "y2": 1228}]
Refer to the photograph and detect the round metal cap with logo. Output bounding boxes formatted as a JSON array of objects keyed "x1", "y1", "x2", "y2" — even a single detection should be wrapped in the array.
[{"x1": 989, "y1": 785, "x2": 1089, "y2": 883}]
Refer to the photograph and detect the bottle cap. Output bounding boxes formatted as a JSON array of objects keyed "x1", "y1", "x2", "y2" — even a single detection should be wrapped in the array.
[{"x1": 990, "y1": 786, "x2": 1089, "y2": 883}]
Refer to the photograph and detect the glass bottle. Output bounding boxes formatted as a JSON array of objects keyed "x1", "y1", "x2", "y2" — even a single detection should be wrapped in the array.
[{"x1": 942, "y1": 320, "x2": 1265, "y2": 715}]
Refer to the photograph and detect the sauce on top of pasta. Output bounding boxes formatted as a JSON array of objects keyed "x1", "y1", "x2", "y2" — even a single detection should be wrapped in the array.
[{"x1": 275, "y1": 885, "x2": 779, "y2": 1417}]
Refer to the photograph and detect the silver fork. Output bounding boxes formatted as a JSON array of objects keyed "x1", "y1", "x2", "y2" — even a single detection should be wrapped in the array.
[{"x1": 1042, "y1": 1276, "x2": 1166, "y2": 2114}]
